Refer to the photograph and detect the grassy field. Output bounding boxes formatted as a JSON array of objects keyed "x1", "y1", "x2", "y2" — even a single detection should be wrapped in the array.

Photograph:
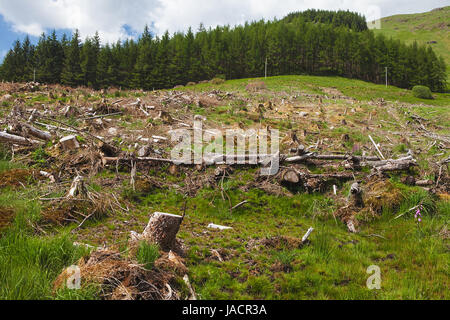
[
  {"x1": 372, "y1": 6, "x2": 450, "y2": 81},
  {"x1": 0, "y1": 75, "x2": 449, "y2": 300}
]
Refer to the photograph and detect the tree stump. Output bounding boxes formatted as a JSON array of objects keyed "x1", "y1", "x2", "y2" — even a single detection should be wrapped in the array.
[
  {"x1": 60, "y1": 135, "x2": 80, "y2": 150},
  {"x1": 142, "y1": 212, "x2": 183, "y2": 250},
  {"x1": 282, "y1": 170, "x2": 299, "y2": 184},
  {"x1": 350, "y1": 182, "x2": 364, "y2": 208}
]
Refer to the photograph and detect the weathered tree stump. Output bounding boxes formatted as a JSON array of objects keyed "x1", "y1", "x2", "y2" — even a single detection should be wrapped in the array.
[
  {"x1": 282, "y1": 170, "x2": 299, "y2": 184},
  {"x1": 60, "y1": 135, "x2": 80, "y2": 150},
  {"x1": 350, "y1": 182, "x2": 364, "y2": 208},
  {"x1": 142, "y1": 212, "x2": 184, "y2": 250}
]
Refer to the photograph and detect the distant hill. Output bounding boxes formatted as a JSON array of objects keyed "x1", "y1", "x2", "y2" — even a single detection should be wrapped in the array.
[{"x1": 371, "y1": 6, "x2": 450, "y2": 80}]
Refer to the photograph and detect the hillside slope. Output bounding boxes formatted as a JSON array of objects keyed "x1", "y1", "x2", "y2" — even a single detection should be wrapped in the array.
[
  {"x1": 0, "y1": 75, "x2": 449, "y2": 300},
  {"x1": 372, "y1": 6, "x2": 450, "y2": 80}
]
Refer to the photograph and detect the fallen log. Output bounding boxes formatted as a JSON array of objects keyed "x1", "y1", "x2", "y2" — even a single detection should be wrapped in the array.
[
  {"x1": 285, "y1": 153, "x2": 379, "y2": 163},
  {"x1": 0, "y1": 131, "x2": 42, "y2": 146},
  {"x1": 415, "y1": 180, "x2": 434, "y2": 187},
  {"x1": 282, "y1": 170, "x2": 354, "y2": 193},
  {"x1": 372, "y1": 159, "x2": 417, "y2": 173},
  {"x1": 10, "y1": 121, "x2": 52, "y2": 141}
]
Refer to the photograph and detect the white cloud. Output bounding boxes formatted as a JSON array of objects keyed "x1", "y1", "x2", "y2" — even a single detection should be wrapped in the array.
[{"x1": 0, "y1": 0, "x2": 446, "y2": 42}]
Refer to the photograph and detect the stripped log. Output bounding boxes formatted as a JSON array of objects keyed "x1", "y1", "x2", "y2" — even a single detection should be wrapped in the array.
[
  {"x1": 282, "y1": 170, "x2": 354, "y2": 193},
  {"x1": 415, "y1": 180, "x2": 434, "y2": 187},
  {"x1": 285, "y1": 153, "x2": 379, "y2": 163},
  {"x1": 142, "y1": 212, "x2": 184, "y2": 250},
  {"x1": 372, "y1": 159, "x2": 417, "y2": 173},
  {"x1": 10, "y1": 121, "x2": 52, "y2": 141},
  {"x1": 0, "y1": 131, "x2": 41, "y2": 146}
]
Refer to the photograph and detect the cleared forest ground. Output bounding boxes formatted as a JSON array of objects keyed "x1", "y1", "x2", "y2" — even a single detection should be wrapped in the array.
[{"x1": 0, "y1": 75, "x2": 448, "y2": 300}]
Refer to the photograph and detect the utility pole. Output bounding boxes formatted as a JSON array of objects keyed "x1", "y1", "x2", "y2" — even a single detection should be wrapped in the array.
[
  {"x1": 265, "y1": 57, "x2": 268, "y2": 79},
  {"x1": 385, "y1": 67, "x2": 388, "y2": 87}
]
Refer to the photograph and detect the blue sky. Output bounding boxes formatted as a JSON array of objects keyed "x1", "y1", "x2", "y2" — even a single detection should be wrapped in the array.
[{"x1": 0, "y1": 0, "x2": 447, "y2": 63}]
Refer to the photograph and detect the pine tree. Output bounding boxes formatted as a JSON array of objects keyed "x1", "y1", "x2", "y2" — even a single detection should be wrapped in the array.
[{"x1": 61, "y1": 29, "x2": 83, "y2": 87}]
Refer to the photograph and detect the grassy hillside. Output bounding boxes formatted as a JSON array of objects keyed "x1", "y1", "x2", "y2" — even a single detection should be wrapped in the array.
[
  {"x1": 372, "y1": 6, "x2": 450, "y2": 81},
  {"x1": 0, "y1": 75, "x2": 449, "y2": 300}
]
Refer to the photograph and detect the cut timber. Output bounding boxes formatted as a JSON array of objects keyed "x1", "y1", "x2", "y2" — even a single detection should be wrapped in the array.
[
  {"x1": 415, "y1": 180, "x2": 434, "y2": 187},
  {"x1": 142, "y1": 212, "x2": 183, "y2": 250},
  {"x1": 373, "y1": 159, "x2": 417, "y2": 173},
  {"x1": 285, "y1": 153, "x2": 379, "y2": 163},
  {"x1": 0, "y1": 131, "x2": 41, "y2": 146},
  {"x1": 60, "y1": 135, "x2": 80, "y2": 150},
  {"x1": 10, "y1": 121, "x2": 52, "y2": 141}
]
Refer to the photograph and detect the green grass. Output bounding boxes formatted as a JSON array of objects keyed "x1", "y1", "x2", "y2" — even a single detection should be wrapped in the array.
[
  {"x1": 177, "y1": 75, "x2": 450, "y2": 106},
  {"x1": 136, "y1": 242, "x2": 160, "y2": 270},
  {"x1": 0, "y1": 187, "x2": 92, "y2": 299},
  {"x1": 372, "y1": 6, "x2": 450, "y2": 82},
  {"x1": 0, "y1": 71, "x2": 449, "y2": 300}
]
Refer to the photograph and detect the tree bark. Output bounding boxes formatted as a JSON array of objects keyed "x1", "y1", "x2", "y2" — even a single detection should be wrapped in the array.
[
  {"x1": 0, "y1": 131, "x2": 41, "y2": 146},
  {"x1": 10, "y1": 121, "x2": 52, "y2": 141},
  {"x1": 142, "y1": 212, "x2": 184, "y2": 250}
]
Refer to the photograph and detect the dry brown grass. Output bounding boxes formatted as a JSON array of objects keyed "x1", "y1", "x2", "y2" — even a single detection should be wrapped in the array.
[
  {"x1": 0, "y1": 207, "x2": 15, "y2": 232},
  {"x1": 54, "y1": 248, "x2": 184, "y2": 300},
  {"x1": 0, "y1": 169, "x2": 38, "y2": 189}
]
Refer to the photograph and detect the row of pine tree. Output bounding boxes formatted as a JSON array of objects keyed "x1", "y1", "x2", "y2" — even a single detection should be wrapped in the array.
[{"x1": 0, "y1": 10, "x2": 447, "y2": 92}]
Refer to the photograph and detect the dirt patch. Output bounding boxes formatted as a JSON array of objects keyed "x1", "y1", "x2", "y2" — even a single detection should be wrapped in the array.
[{"x1": 270, "y1": 261, "x2": 293, "y2": 273}]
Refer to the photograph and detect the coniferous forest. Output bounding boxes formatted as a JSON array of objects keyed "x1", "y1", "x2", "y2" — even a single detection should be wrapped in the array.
[{"x1": 0, "y1": 9, "x2": 447, "y2": 92}]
